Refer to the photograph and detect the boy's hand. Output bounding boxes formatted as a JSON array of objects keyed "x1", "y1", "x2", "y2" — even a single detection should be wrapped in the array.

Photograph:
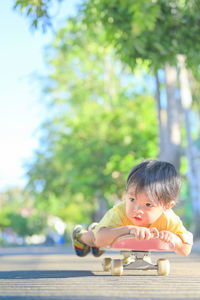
[
  {"x1": 159, "y1": 230, "x2": 175, "y2": 244},
  {"x1": 129, "y1": 226, "x2": 159, "y2": 240}
]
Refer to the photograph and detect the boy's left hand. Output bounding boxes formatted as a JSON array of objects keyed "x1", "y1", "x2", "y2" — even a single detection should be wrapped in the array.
[
  {"x1": 159, "y1": 230, "x2": 175, "y2": 244},
  {"x1": 159, "y1": 230, "x2": 192, "y2": 256}
]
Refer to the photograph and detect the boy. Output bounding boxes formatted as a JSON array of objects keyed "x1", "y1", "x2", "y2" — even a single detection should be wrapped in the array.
[{"x1": 72, "y1": 160, "x2": 193, "y2": 257}]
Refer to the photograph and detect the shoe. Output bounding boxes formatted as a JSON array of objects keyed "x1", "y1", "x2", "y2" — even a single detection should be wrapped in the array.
[
  {"x1": 88, "y1": 222, "x2": 99, "y2": 231},
  {"x1": 88, "y1": 222, "x2": 105, "y2": 257},
  {"x1": 72, "y1": 225, "x2": 90, "y2": 257},
  {"x1": 91, "y1": 246, "x2": 105, "y2": 257}
]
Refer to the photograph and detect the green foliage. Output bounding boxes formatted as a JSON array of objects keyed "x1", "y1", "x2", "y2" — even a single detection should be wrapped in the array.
[
  {"x1": 26, "y1": 213, "x2": 47, "y2": 236},
  {"x1": 12, "y1": 0, "x2": 200, "y2": 232},
  {"x1": 25, "y1": 19, "x2": 158, "y2": 223},
  {"x1": 13, "y1": 0, "x2": 200, "y2": 71},
  {"x1": 83, "y1": 0, "x2": 200, "y2": 69},
  {"x1": 0, "y1": 208, "x2": 11, "y2": 229},
  {"x1": 13, "y1": 0, "x2": 62, "y2": 31},
  {"x1": 8, "y1": 213, "x2": 28, "y2": 237},
  {"x1": 1, "y1": 211, "x2": 46, "y2": 237},
  {"x1": 0, "y1": 188, "x2": 47, "y2": 237}
]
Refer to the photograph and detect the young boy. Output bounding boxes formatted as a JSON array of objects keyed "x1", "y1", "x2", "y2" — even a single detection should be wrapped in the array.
[{"x1": 72, "y1": 160, "x2": 193, "y2": 257}]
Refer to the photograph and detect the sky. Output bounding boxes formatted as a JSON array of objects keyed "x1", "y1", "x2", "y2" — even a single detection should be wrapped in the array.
[{"x1": 0, "y1": 1, "x2": 78, "y2": 192}]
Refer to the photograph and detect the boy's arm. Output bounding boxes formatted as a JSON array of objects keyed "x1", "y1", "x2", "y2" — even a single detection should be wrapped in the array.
[
  {"x1": 175, "y1": 241, "x2": 192, "y2": 256},
  {"x1": 94, "y1": 226, "x2": 158, "y2": 248},
  {"x1": 94, "y1": 226, "x2": 130, "y2": 248}
]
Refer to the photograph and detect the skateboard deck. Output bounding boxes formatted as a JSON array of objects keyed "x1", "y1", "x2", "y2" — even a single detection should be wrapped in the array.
[
  {"x1": 100, "y1": 235, "x2": 174, "y2": 276},
  {"x1": 106, "y1": 234, "x2": 175, "y2": 251}
]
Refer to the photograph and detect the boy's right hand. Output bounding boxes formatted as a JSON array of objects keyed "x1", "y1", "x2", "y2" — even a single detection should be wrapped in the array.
[{"x1": 129, "y1": 226, "x2": 159, "y2": 240}]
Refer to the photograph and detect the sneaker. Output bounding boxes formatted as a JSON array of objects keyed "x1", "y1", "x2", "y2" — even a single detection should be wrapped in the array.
[
  {"x1": 91, "y1": 246, "x2": 105, "y2": 257},
  {"x1": 88, "y1": 222, "x2": 99, "y2": 231},
  {"x1": 72, "y1": 225, "x2": 90, "y2": 257},
  {"x1": 88, "y1": 222, "x2": 105, "y2": 257}
]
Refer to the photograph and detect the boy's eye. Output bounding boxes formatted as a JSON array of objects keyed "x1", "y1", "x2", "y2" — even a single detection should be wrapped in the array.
[
  {"x1": 146, "y1": 203, "x2": 153, "y2": 207},
  {"x1": 130, "y1": 198, "x2": 135, "y2": 202}
]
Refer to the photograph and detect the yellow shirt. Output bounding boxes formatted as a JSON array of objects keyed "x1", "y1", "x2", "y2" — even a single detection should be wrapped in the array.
[{"x1": 93, "y1": 201, "x2": 193, "y2": 245}]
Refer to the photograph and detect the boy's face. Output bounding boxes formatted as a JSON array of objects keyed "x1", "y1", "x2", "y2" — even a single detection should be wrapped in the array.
[{"x1": 125, "y1": 189, "x2": 171, "y2": 227}]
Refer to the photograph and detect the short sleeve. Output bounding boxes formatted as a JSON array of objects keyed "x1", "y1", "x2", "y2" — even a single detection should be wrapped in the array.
[{"x1": 93, "y1": 206, "x2": 124, "y2": 237}]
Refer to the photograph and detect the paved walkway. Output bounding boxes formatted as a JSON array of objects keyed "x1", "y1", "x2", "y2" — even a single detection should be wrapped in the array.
[{"x1": 0, "y1": 245, "x2": 199, "y2": 299}]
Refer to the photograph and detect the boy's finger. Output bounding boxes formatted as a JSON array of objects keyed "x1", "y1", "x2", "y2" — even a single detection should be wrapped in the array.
[
  {"x1": 133, "y1": 228, "x2": 139, "y2": 239},
  {"x1": 150, "y1": 227, "x2": 159, "y2": 238},
  {"x1": 139, "y1": 230, "x2": 145, "y2": 240},
  {"x1": 129, "y1": 228, "x2": 135, "y2": 236},
  {"x1": 145, "y1": 230, "x2": 151, "y2": 240},
  {"x1": 159, "y1": 231, "x2": 164, "y2": 239}
]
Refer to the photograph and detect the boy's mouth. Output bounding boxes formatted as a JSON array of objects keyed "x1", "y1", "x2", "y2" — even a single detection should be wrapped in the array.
[{"x1": 133, "y1": 215, "x2": 142, "y2": 221}]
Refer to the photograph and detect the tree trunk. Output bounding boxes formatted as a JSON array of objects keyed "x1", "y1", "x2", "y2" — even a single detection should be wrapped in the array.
[
  {"x1": 92, "y1": 191, "x2": 108, "y2": 222},
  {"x1": 155, "y1": 71, "x2": 168, "y2": 161},
  {"x1": 164, "y1": 63, "x2": 182, "y2": 171}
]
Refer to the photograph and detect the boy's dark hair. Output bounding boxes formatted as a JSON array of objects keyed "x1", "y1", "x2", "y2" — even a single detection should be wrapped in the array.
[{"x1": 126, "y1": 160, "x2": 181, "y2": 205}]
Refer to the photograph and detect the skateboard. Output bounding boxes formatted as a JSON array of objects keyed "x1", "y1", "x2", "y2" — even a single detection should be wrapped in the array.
[{"x1": 100, "y1": 235, "x2": 175, "y2": 276}]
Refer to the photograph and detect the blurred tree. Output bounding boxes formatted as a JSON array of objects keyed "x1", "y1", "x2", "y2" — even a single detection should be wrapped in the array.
[
  {"x1": 0, "y1": 187, "x2": 47, "y2": 237},
  {"x1": 82, "y1": 0, "x2": 200, "y2": 234},
  {"x1": 82, "y1": 1, "x2": 200, "y2": 68},
  {"x1": 13, "y1": 0, "x2": 200, "y2": 233},
  {"x1": 8, "y1": 213, "x2": 28, "y2": 237},
  {"x1": 13, "y1": 0, "x2": 200, "y2": 169},
  {"x1": 178, "y1": 55, "x2": 200, "y2": 237},
  {"x1": 13, "y1": 0, "x2": 64, "y2": 31},
  {"x1": 25, "y1": 19, "x2": 158, "y2": 223},
  {"x1": 13, "y1": 0, "x2": 200, "y2": 68},
  {"x1": 0, "y1": 208, "x2": 11, "y2": 230}
]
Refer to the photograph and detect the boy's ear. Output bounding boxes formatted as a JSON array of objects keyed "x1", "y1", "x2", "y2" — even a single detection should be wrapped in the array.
[{"x1": 165, "y1": 201, "x2": 175, "y2": 211}]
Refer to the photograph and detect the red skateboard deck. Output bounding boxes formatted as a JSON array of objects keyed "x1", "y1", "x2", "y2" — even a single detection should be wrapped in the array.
[{"x1": 105, "y1": 234, "x2": 175, "y2": 251}]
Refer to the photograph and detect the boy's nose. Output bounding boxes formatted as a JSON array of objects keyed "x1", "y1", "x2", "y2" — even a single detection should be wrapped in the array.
[{"x1": 133, "y1": 204, "x2": 143, "y2": 214}]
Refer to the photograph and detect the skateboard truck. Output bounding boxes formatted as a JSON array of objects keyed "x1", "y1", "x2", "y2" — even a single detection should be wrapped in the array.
[
  {"x1": 122, "y1": 251, "x2": 156, "y2": 270},
  {"x1": 101, "y1": 235, "x2": 173, "y2": 276},
  {"x1": 102, "y1": 251, "x2": 170, "y2": 276}
]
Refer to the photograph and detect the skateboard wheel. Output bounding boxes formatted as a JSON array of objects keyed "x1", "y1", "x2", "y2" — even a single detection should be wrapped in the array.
[
  {"x1": 111, "y1": 259, "x2": 123, "y2": 276},
  {"x1": 102, "y1": 257, "x2": 111, "y2": 272},
  {"x1": 157, "y1": 259, "x2": 170, "y2": 276}
]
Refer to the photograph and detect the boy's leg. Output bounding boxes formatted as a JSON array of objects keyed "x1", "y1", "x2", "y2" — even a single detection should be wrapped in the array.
[
  {"x1": 72, "y1": 223, "x2": 104, "y2": 257},
  {"x1": 88, "y1": 222, "x2": 105, "y2": 257},
  {"x1": 80, "y1": 230, "x2": 95, "y2": 246}
]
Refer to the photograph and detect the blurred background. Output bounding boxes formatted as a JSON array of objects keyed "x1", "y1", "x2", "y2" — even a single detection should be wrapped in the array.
[{"x1": 0, "y1": 0, "x2": 200, "y2": 247}]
